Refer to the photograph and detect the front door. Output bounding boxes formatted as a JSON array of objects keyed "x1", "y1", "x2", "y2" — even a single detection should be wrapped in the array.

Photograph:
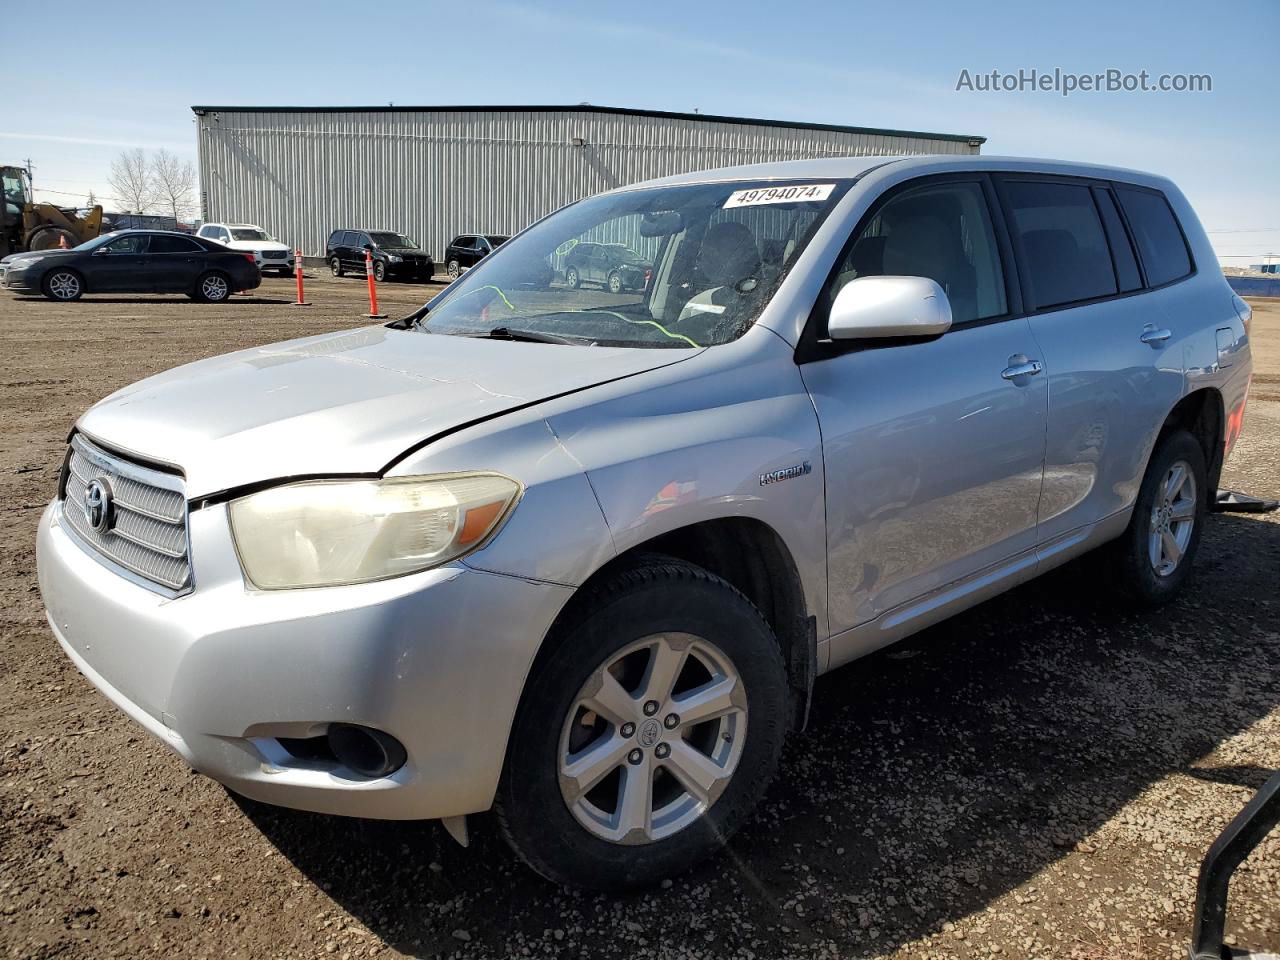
[
  {"x1": 800, "y1": 177, "x2": 1048, "y2": 641},
  {"x1": 82, "y1": 233, "x2": 151, "y2": 292}
]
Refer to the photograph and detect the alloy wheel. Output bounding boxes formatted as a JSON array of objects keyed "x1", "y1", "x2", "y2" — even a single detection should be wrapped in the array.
[
  {"x1": 48, "y1": 271, "x2": 80, "y2": 300},
  {"x1": 1149, "y1": 459, "x2": 1197, "y2": 577},
  {"x1": 202, "y1": 275, "x2": 229, "y2": 301},
  {"x1": 558, "y1": 632, "x2": 747, "y2": 845}
]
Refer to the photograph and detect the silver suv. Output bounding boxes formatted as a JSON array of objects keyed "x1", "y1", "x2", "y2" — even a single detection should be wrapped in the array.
[{"x1": 37, "y1": 155, "x2": 1253, "y2": 889}]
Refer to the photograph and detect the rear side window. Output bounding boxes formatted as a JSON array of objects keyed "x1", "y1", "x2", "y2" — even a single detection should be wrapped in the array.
[
  {"x1": 833, "y1": 180, "x2": 1006, "y2": 324},
  {"x1": 1092, "y1": 188, "x2": 1142, "y2": 293},
  {"x1": 150, "y1": 235, "x2": 201, "y2": 253},
  {"x1": 1003, "y1": 180, "x2": 1116, "y2": 309},
  {"x1": 1115, "y1": 187, "x2": 1192, "y2": 287}
]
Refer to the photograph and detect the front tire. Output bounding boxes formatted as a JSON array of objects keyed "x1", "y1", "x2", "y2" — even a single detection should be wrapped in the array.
[
  {"x1": 494, "y1": 557, "x2": 788, "y2": 890},
  {"x1": 42, "y1": 268, "x2": 84, "y2": 301},
  {"x1": 373, "y1": 260, "x2": 386, "y2": 282},
  {"x1": 565, "y1": 266, "x2": 581, "y2": 289},
  {"x1": 193, "y1": 271, "x2": 231, "y2": 303},
  {"x1": 329, "y1": 257, "x2": 343, "y2": 278},
  {"x1": 607, "y1": 271, "x2": 624, "y2": 295},
  {"x1": 447, "y1": 259, "x2": 460, "y2": 279},
  {"x1": 1102, "y1": 428, "x2": 1207, "y2": 606}
]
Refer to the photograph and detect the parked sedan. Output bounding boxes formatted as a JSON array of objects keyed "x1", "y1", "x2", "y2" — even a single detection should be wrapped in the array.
[
  {"x1": 1, "y1": 230, "x2": 261, "y2": 302},
  {"x1": 562, "y1": 241, "x2": 652, "y2": 293}
]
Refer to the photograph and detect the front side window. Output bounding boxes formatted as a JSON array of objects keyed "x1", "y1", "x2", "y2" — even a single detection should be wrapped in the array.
[
  {"x1": 832, "y1": 180, "x2": 1006, "y2": 324},
  {"x1": 1003, "y1": 180, "x2": 1117, "y2": 309},
  {"x1": 1115, "y1": 186, "x2": 1192, "y2": 287},
  {"x1": 230, "y1": 228, "x2": 269, "y2": 241},
  {"x1": 102, "y1": 235, "x2": 149, "y2": 254},
  {"x1": 418, "y1": 179, "x2": 852, "y2": 348}
]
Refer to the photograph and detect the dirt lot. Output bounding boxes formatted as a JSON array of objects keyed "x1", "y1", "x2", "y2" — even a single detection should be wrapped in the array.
[{"x1": 1, "y1": 278, "x2": 1277, "y2": 960}]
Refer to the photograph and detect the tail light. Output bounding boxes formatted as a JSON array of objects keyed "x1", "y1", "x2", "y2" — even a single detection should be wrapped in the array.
[{"x1": 243, "y1": 253, "x2": 257, "y2": 266}]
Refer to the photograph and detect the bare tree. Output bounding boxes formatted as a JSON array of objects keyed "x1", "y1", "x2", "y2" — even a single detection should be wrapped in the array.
[
  {"x1": 150, "y1": 149, "x2": 197, "y2": 222},
  {"x1": 85, "y1": 190, "x2": 97, "y2": 209},
  {"x1": 107, "y1": 148, "x2": 154, "y2": 213}
]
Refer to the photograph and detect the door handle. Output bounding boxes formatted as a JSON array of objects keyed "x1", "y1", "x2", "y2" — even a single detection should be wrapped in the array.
[
  {"x1": 1001, "y1": 356, "x2": 1043, "y2": 381},
  {"x1": 1140, "y1": 326, "x2": 1172, "y2": 346}
]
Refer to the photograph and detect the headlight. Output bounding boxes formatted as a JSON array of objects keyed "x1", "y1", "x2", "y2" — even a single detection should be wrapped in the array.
[
  {"x1": 386, "y1": 254, "x2": 402, "y2": 263},
  {"x1": 229, "y1": 473, "x2": 521, "y2": 589}
]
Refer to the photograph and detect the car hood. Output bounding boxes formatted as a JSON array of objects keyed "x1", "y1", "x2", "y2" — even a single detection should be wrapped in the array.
[
  {"x1": 2, "y1": 249, "x2": 74, "y2": 265},
  {"x1": 221, "y1": 240, "x2": 290, "y2": 252},
  {"x1": 77, "y1": 325, "x2": 698, "y2": 498}
]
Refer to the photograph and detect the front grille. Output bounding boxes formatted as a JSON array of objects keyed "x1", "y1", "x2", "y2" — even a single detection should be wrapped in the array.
[
  {"x1": 61, "y1": 435, "x2": 191, "y2": 593},
  {"x1": 261, "y1": 250, "x2": 288, "y2": 260}
]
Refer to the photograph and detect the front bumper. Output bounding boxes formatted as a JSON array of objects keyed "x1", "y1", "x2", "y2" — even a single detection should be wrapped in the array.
[
  {"x1": 37, "y1": 500, "x2": 571, "y2": 820},
  {"x1": 385, "y1": 260, "x2": 435, "y2": 279},
  {"x1": 2, "y1": 266, "x2": 39, "y2": 292}
]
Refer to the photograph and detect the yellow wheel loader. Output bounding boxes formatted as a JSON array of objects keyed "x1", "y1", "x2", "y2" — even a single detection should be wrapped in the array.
[{"x1": 1, "y1": 165, "x2": 102, "y2": 257}]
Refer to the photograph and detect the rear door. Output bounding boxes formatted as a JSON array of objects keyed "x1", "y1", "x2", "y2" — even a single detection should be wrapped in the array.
[
  {"x1": 348, "y1": 232, "x2": 370, "y2": 270},
  {"x1": 82, "y1": 233, "x2": 151, "y2": 292},
  {"x1": 801, "y1": 175, "x2": 1048, "y2": 640},
  {"x1": 147, "y1": 234, "x2": 204, "y2": 292},
  {"x1": 995, "y1": 175, "x2": 1186, "y2": 546}
]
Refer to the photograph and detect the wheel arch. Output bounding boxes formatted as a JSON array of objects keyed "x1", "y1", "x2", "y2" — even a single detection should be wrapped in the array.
[
  {"x1": 1159, "y1": 387, "x2": 1225, "y2": 504},
  {"x1": 532, "y1": 516, "x2": 816, "y2": 733}
]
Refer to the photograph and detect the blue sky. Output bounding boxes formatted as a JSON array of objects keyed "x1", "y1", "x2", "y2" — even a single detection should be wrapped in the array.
[{"x1": 6, "y1": 0, "x2": 1276, "y2": 266}]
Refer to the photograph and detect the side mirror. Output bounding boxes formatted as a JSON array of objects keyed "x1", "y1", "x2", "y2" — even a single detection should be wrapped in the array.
[{"x1": 828, "y1": 275, "x2": 952, "y2": 340}]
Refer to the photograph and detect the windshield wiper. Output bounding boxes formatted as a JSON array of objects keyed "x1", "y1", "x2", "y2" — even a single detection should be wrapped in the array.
[{"x1": 481, "y1": 326, "x2": 587, "y2": 345}]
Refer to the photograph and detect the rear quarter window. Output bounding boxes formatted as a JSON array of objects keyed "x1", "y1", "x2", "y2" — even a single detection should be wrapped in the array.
[
  {"x1": 1003, "y1": 179, "x2": 1117, "y2": 309},
  {"x1": 1115, "y1": 186, "x2": 1193, "y2": 287}
]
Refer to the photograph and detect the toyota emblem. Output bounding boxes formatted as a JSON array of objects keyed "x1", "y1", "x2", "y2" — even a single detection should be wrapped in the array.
[{"x1": 84, "y1": 479, "x2": 113, "y2": 533}]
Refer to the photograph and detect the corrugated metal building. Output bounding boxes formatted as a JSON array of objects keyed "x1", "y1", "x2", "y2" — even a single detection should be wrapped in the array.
[{"x1": 192, "y1": 105, "x2": 985, "y2": 260}]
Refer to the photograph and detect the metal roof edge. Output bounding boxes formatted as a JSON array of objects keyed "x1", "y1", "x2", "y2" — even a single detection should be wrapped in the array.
[{"x1": 189, "y1": 103, "x2": 986, "y2": 145}]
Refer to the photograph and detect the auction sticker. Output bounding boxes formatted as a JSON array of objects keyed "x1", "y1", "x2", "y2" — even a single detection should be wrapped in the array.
[{"x1": 723, "y1": 184, "x2": 835, "y2": 208}]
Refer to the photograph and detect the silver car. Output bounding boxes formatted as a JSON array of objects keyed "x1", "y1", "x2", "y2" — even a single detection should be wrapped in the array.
[{"x1": 37, "y1": 155, "x2": 1253, "y2": 889}]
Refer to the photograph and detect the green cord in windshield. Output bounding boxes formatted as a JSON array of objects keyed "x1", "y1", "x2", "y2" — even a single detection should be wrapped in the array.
[{"x1": 588, "y1": 310, "x2": 701, "y2": 348}]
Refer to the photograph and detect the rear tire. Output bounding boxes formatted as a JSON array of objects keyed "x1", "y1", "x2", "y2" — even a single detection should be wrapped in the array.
[
  {"x1": 42, "y1": 268, "x2": 84, "y2": 301},
  {"x1": 329, "y1": 257, "x2": 343, "y2": 278},
  {"x1": 1101, "y1": 429, "x2": 1207, "y2": 607},
  {"x1": 494, "y1": 556, "x2": 788, "y2": 890},
  {"x1": 28, "y1": 227, "x2": 78, "y2": 251},
  {"x1": 193, "y1": 271, "x2": 231, "y2": 303}
]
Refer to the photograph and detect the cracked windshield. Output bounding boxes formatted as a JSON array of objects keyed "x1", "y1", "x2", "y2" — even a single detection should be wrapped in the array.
[{"x1": 418, "y1": 180, "x2": 851, "y2": 347}]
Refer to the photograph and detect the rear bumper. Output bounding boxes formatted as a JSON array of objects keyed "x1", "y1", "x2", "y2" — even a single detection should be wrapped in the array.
[{"x1": 37, "y1": 500, "x2": 572, "y2": 820}]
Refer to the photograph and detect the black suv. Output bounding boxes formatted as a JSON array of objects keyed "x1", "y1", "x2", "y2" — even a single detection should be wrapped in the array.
[
  {"x1": 444, "y1": 234, "x2": 508, "y2": 279},
  {"x1": 562, "y1": 242, "x2": 651, "y2": 293},
  {"x1": 326, "y1": 230, "x2": 434, "y2": 282}
]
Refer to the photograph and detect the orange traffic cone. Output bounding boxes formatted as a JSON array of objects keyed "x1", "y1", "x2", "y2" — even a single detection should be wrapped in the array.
[{"x1": 58, "y1": 234, "x2": 69, "y2": 249}]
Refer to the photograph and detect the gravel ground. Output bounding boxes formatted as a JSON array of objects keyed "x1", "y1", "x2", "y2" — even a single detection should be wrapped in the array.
[{"x1": 1, "y1": 279, "x2": 1277, "y2": 960}]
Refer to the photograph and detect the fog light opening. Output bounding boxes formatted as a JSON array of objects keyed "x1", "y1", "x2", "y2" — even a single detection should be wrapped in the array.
[{"x1": 327, "y1": 724, "x2": 407, "y2": 778}]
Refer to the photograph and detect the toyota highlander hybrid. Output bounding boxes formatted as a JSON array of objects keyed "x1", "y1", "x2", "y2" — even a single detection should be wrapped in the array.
[{"x1": 37, "y1": 155, "x2": 1252, "y2": 889}]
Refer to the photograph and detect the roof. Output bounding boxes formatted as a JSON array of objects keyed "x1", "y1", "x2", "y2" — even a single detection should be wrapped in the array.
[
  {"x1": 622, "y1": 154, "x2": 1171, "y2": 192},
  {"x1": 189, "y1": 103, "x2": 985, "y2": 146}
]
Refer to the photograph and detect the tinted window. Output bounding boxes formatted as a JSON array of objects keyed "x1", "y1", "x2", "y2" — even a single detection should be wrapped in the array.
[
  {"x1": 1003, "y1": 180, "x2": 1116, "y2": 308},
  {"x1": 1092, "y1": 188, "x2": 1142, "y2": 292},
  {"x1": 834, "y1": 180, "x2": 1006, "y2": 324},
  {"x1": 197, "y1": 225, "x2": 214, "y2": 238},
  {"x1": 102, "y1": 235, "x2": 149, "y2": 254},
  {"x1": 150, "y1": 235, "x2": 201, "y2": 254},
  {"x1": 454, "y1": 236, "x2": 474, "y2": 250},
  {"x1": 1115, "y1": 186, "x2": 1192, "y2": 287}
]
